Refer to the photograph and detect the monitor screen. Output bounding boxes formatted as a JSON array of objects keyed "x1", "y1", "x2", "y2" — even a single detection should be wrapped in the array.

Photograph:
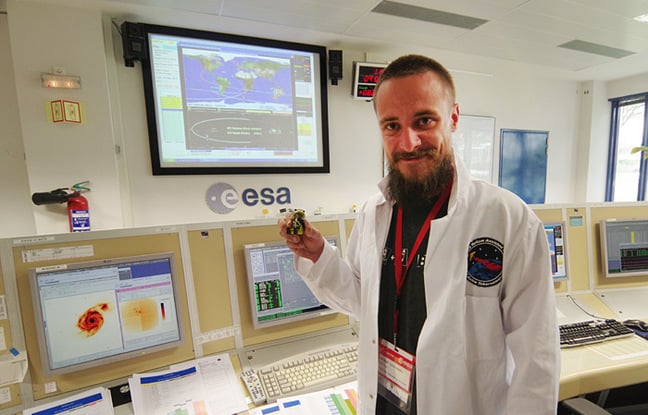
[
  {"x1": 601, "y1": 218, "x2": 648, "y2": 278},
  {"x1": 243, "y1": 237, "x2": 338, "y2": 329},
  {"x1": 544, "y1": 222, "x2": 567, "y2": 280},
  {"x1": 133, "y1": 22, "x2": 330, "y2": 175},
  {"x1": 29, "y1": 252, "x2": 184, "y2": 377}
]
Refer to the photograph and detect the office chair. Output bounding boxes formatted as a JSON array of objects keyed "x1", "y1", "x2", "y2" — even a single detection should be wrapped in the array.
[{"x1": 560, "y1": 398, "x2": 613, "y2": 415}]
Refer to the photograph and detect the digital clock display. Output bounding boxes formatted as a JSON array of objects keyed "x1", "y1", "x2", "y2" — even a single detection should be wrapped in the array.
[
  {"x1": 358, "y1": 65, "x2": 384, "y2": 84},
  {"x1": 352, "y1": 62, "x2": 387, "y2": 100}
]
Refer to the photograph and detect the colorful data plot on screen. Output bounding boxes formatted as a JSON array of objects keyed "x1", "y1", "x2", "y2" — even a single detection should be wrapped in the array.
[{"x1": 601, "y1": 218, "x2": 648, "y2": 277}]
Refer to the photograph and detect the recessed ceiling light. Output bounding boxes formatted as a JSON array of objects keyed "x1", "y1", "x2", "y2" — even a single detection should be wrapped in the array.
[{"x1": 634, "y1": 13, "x2": 648, "y2": 23}]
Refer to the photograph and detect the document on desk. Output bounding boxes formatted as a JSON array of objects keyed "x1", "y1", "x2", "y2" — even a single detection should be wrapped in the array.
[
  {"x1": 171, "y1": 353, "x2": 248, "y2": 415},
  {"x1": 590, "y1": 335, "x2": 648, "y2": 361},
  {"x1": 129, "y1": 365, "x2": 209, "y2": 415},
  {"x1": 0, "y1": 348, "x2": 28, "y2": 387},
  {"x1": 248, "y1": 382, "x2": 358, "y2": 415},
  {"x1": 23, "y1": 386, "x2": 114, "y2": 415}
]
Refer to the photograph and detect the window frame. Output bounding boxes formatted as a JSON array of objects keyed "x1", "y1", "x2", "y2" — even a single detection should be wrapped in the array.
[{"x1": 606, "y1": 92, "x2": 648, "y2": 201}]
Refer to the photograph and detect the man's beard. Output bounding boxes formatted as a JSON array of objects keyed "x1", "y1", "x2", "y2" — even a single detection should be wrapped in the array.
[{"x1": 387, "y1": 149, "x2": 455, "y2": 209}]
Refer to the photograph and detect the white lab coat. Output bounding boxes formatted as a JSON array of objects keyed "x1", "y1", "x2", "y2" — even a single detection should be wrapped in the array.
[{"x1": 297, "y1": 158, "x2": 560, "y2": 414}]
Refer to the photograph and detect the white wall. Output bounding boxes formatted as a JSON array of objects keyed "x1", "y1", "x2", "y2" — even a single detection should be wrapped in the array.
[
  {"x1": 3, "y1": 0, "x2": 605, "y2": 236},
  {"x1": 607, "y1": 73, "x2": 648, "y2": 99},
  {"x1": 583, "y1": 81, "x2": 610, "y2": 202},
  {"x1": 0, "y1": 12, "x2": 35, "y2": 237},
  {"x1": 7, "y1": 1, "x2": 124, "y2": 236},
  {"x1": 450, "y1": 69, "x2": 579, "y2": 203}
]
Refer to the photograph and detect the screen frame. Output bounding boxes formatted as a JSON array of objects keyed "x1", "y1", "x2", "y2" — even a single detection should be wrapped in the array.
[
  {"x1": 28, "y1": 252, "x2": 185, "y2": 377},
  {"x1": 600, "y1": 218, "x2": 648, "y2": 278},
  {"x1": 243, "y1": 236, "x2": 338, "y2": 329},
  {"x1": 543, "y1": 222, "x2": 568, "y2": 281},
  {"x1": 136, "y1": 22, "x2": 331, "y2": 175}
]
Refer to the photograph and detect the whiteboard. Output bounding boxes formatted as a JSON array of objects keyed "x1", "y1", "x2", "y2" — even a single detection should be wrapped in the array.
[{"x1": 452, "y1": 114, "x2": 496, "y2": 183}]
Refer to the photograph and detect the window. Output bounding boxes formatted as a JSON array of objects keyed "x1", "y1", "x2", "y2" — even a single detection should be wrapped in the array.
[{"x1": 606, "y1": 93, "x2": 648, "y2": 201}]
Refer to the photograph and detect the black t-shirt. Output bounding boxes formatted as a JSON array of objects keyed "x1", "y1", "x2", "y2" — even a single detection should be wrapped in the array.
[{"x1": 376, "y1": 199, "x2": 447, "y2": 415}]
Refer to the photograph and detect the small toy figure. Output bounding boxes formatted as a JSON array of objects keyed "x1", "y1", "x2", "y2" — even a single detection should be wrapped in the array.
[{"x1": 287, "y1": 209, "x2": 305, "y2": 235}]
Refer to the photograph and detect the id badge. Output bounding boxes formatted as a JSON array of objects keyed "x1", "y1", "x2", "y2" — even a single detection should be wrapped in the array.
[{"x1": 377, "y1": 338, "x2": 416, "y2": 414}]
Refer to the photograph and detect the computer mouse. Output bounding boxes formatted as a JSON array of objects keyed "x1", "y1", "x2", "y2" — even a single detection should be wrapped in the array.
[{"x1": 623, "y1": 319, "x2": 648, "y2": 332}]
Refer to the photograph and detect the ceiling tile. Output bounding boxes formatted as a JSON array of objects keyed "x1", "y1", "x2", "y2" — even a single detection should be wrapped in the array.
[
  {"x1": 105, "y1": 0, "x2": 225, "y2": 15},
  {"x1": 58, "y1": 0, "x2": 648, "y2": 80},
  {"x1": 569, "y1": 0, "x2": 648, "y2": 20}
]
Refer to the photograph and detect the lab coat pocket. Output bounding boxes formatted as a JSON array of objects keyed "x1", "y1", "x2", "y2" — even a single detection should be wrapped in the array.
[{"x1": 464, "y1": 295, "x2": 505, "y2": 361}]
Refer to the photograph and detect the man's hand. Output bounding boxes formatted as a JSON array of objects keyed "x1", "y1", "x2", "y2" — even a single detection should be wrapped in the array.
[{"x1": 278, "y1": 213, "x2": 325, "y2": 263}]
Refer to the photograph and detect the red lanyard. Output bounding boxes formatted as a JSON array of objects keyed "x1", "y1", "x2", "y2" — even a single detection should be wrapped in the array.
[{"x1": 392, "y1": 179, "x2": 452, "y2": 346}]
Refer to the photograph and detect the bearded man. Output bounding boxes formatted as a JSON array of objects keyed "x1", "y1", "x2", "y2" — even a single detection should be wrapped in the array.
[{"x1": 279, "y1": 54, "x2": 560, "y2": 415}]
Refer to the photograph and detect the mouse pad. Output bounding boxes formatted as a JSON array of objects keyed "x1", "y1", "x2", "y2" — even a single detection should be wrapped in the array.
[{"x1": 630, "y1": 329, "x2": 648, "y2": 340}]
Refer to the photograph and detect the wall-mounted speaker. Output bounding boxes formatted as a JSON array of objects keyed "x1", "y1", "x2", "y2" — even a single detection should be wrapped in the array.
[
  {"x1": 328, "y1": 50, "x2": 343, "y2": 85},
  {"x1": 121, "y1": 22, "x2": 147, "y2": 67}
]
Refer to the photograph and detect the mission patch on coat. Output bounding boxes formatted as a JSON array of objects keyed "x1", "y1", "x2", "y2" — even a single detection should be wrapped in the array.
[{"x1": 467, "y1": 237, "x2": 503, "y2": 287}]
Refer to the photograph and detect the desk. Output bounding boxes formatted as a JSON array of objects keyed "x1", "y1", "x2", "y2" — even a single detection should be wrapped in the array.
[
  {"x1": 560, "y1": 335, "x2": 648, "y2": 400},
  {"x1": 557, "y1": 290, "x2": 648, "y2": 401},
  {"x1": 73, "y1": 295, "x2": 648, "y2": 412}
]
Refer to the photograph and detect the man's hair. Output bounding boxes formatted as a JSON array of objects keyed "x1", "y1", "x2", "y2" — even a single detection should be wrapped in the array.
[{"x1": 374, "y1": 54, "x2": 456, "y2": 103}]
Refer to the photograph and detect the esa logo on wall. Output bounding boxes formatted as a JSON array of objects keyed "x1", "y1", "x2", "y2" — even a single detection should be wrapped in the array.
[{"x1": 205, "y1": 183, "x2": 292, "y2": 214}]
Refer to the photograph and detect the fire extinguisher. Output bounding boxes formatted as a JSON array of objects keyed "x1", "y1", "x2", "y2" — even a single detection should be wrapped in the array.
[
  {"x1": 67, "y1": 191, "x2": 90, "y2": 232},
  {"x1": 31, "y1": 181, "x2": 91, "y2": 232}
]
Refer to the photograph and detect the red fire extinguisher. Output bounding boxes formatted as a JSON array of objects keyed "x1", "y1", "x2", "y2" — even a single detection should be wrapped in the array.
[
  {"x1": 67, "y1": 192, "x2": 91, "y2": 232},
  {"x1": 31, "y1": 180, "x2": 91, "y2": 233}
]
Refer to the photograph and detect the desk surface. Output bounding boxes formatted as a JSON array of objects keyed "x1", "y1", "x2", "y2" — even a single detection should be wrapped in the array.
[
  {"x1": 559, "y1": 335, "x2": 648, "y2": 400},
  {"x1": 557, "y1": 290, "x2": 648, "y2": 400},
  {"x1": 70, "y1": 291, "x2": 648, "y2": 412}
]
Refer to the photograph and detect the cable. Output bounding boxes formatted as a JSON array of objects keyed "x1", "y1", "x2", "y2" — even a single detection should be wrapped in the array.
[
  {"x1": 566, "y1": 294, "x2": 606, "y2": 320},
  {"x1": 112, "y1": 19, "x2": 122, "y2": 36}
]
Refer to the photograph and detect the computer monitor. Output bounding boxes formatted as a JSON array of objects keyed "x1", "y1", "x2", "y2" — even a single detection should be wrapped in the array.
[
  {"x1": 544, "y1": 222, "x2": 567, "y2": 280},
  {"x1": 600, "y1": 218, "x2": 648, "y2": 278},
  {"x1": 243, "y1": 237, "x2": 338, "y2": 329},
  {"x1": 126, "y1": 21, "x2": 330, "y2": 175},
  {"x1": 29, "y1": 252, "x2": 184, "y2": 377}
]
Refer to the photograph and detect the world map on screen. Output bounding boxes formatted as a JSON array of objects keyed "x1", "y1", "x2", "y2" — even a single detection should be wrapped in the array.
[{"x1": 182, "y1": 50, "x2": 293, "y2": 109}]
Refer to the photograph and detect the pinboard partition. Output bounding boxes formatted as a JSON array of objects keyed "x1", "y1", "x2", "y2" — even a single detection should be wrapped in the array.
[
  {"x1": 589, "y1": 204, "x2": 648, "y2": 289},
  {"x1": 10, "y1": 230, "x2": 194, "y2": 400},
  {"x1": 230, "y1": 220, "x2": 349, "y2": 347},
  {"x1": 185, "y1": 226, "x2": 236, "y2": 355},
  {"x1": 0, "y1": 255, "x2": 22, "y2": 411}
]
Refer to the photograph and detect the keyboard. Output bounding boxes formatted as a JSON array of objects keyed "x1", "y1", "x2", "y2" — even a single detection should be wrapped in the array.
[
  {"x1": 560, "y1": 319, "x2": 635, "y2": 348},
  {"x1": 256, "y1": 342, "x2": 358, "y2": 402}
]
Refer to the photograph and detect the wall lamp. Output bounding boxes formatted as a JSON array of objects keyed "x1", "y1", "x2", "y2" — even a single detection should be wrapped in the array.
[{"x1": 41, "y1": 73, "x2": 81, "y2": 89}]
